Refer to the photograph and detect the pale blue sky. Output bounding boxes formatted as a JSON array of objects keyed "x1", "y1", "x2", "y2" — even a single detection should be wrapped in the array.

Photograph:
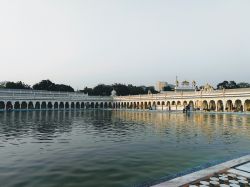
[{"x1": 0, "y1": 0, "x2": 249, "y2": 89}]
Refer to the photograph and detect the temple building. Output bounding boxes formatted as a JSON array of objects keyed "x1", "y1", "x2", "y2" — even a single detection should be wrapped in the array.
[{"x1": 175, "y1": 79, "x2": 196, "y2": 92}]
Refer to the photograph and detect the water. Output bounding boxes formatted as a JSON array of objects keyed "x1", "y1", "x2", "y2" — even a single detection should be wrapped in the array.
[{"x1": 0, "y1": 110, "x2": 250, "y2": 187}]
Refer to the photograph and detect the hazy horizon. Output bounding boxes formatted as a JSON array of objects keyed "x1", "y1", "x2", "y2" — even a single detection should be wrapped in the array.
[{"x1": 0, "y1": 0, "x2": 250, "y2": 89}]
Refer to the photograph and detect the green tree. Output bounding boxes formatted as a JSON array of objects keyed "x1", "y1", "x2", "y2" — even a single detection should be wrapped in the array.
[
  {"x1": 81, "y1": 87, "x2": 93, "y2": 95},
  {"x1": 163, "y1": 86, "x2": 174, "y2": 91},
  {"x1": 5, "y1": 81, "x2": 31, "y2": 89},
  {"x1": 217, "y1": 81, "x2": 238, "y2": 89},
  {"x1": 237, "y1": 82, "x2": 250, "y2": 88},
  {"x1": 92, "y1": 84, "x2": 112, "y2": 96},
  {"x1": 113, "y1": 84, "x2": 130, "y2": 96},
  {"x1": 33, "y1": 80, "x2": 54, "y2": 90},
  {"x1": 80, "y1": 83, "x2": 158, "y2": 96},
  {"x1": 33, "y1": 79, "x2": 74, "y2": 92}
]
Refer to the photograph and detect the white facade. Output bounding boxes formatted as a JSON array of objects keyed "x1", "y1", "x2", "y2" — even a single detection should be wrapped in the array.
[
  {"x1": 0, "y1": 88, "x2": 250, "y2": 112},
  {"x1": 156, "y1": 81, "x2": 168, "y2": 92},
  {"x1": 114, "y1": 88, "x2": 250, "y2": 112},
  {"x1": 0, "y1": 89, "x2": 113, "y2": 110}
]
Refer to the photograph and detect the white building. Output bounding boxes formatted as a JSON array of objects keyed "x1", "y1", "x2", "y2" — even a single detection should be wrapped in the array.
[{"x1": 156, "y1": 81, "x2": 168, "y2": 92}]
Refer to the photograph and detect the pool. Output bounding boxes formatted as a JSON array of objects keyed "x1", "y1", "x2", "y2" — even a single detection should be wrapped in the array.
[{"x1": 0, "y1": 110, "x2": 250, "y2": 187}]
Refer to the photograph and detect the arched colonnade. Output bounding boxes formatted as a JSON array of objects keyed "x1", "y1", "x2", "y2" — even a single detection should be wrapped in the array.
[
  {"x1": 113, "y1": 99, "x2": 250, "y2": 112},
  {"x1": 0, "y1": 101, "x2": 114, "y2": 110},
  {"x1": 0, "y1": 99, "x2": 249, "y2": 112}
]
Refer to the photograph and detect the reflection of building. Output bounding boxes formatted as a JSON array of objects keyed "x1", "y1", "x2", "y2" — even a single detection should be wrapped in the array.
[
  {"x1": 111, "y1": 110, "x2": 250, "y2": 141},
  {"x1": 156, "y1": 81, "x2": 168, "y2": 92}
]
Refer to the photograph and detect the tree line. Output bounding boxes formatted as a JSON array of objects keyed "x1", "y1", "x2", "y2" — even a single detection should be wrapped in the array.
[
  {"x1": 216, "y1": 81, "x2": 250, "y2": 89},
  {"x1": 0, "y1": 79, "x2": 249, "y2": 96},
  {"x1": 80, "y1": 83, "x2": 158, "y2": 96},
  {"x1": 0, "y1": 80, "x2": 74, "y2": 92},
  {"x1": 0, "y1": 80, "x2": 158, "y2": 96}
]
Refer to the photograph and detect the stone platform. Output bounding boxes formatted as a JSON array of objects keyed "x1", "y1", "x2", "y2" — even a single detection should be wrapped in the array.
[{"x1": 152, "y1": 155, "x2": 250, "y2": 187}]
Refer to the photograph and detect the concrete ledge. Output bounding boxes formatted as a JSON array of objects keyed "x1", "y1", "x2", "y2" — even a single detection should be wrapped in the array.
[{"x1": 152, "y1": 154, "x2": 250, "y2": 187}]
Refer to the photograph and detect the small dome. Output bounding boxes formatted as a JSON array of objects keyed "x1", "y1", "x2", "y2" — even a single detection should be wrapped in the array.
[{"x1": 111, "y1": 89, "x2": 117, "y2": 96}]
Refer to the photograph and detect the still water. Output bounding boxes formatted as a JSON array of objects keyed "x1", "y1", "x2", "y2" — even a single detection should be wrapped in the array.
[{"x1": 0, "y1": 110, "x2": 250, "y2": 187}]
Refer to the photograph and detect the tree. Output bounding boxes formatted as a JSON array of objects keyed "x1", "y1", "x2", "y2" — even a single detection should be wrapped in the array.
[
  {"x1": 228, "y1": 81, "x2": 237, "y2": 89},
  {"x1": 54, "y1": 84, "x2": 74, "y2": 92},
  {"x1": 237, "y1": 82, "x2": 250, "y2": 88},
  {"x1": 80, "y1": 83, "x2": 158, "y2": 96},
  {"x1": 33, "y1": 80, "x2": 54, "y2": 90},
  {"x1": 5, "y1": 81, "x2": 31, "y2": 89},
  {"x1": 217, "y1": 81, "x2": 238, "y2": 89},
  {"x1": 113, "y1": 84, "x2": 130, "y2": 96},
  {"x1": 92, "y1": 84, "x2": 112, "y2": 96},
  {"x1": 81, "y1": 87, "x2": 93, "y2": 95},
  {"x1": 145, "y1": 86, "x2": 158, "y2": 94},
  {"x1": 217, "y1": 81, "x2": 229, "y2": 89},
  {"x1": 33, "y1": 79, "x2": 74, "y2": 92},
  {"x1": 163, "y1": 86, "x2": 174, "y2": 91}
]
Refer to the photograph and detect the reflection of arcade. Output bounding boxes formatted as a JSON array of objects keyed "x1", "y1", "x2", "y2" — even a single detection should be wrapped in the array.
[
  {"x1": 111, "y1": 110, "x2": 250, "y2": 142},
  {"x1": 0, "y1": 111, "x2": 74, "y2": 141}
]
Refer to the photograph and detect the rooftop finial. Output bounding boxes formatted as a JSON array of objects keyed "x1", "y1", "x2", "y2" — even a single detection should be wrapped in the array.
[{"x1": 176, "y1": 76, "x2": 179, "y2": 87}]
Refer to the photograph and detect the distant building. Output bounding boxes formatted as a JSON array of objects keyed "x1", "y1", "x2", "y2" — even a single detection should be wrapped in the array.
[
  {"x1": 175, "y1": 79, "x2": 196, "y2": 92},
  {"x1": 156, "y1": 81, "x2": 168, "y2": 92}
]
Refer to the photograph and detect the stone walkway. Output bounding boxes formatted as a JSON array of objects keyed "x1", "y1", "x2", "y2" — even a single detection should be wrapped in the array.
[
  {"x1": 187, "y1": 165, "x2": 250, "y2": 187},
  {"x1": 152, "y1": 155, "x2": 250, "y2": 187}
]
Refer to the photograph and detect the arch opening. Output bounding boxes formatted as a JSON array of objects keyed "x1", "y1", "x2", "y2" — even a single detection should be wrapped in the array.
[
  {"x1": 202, "y1": 100, "x2": 208, "y2": 111},
  {"x1": 81, "y1": 102, "x2": 85, "y2": 109},
  {"x1": 14, "y1": 101, "x2": 20, "y2": 109},
  {"x1": 217, "y1": 100, "x2": 224, "y2": 112},
  {"x1": 65, "y1": 102, "x2": 69, "y2": 109},
  {"x1": 209, "y1": 100, "x2": 216, "y2": 111},
  {"x1": 28, "y1": 102, "x2": 34, "y2": 109},
  {"x1": 59, "y1": 102, "x2": 64, "y2": 109},
  {"x1": 54, "y1": 102, "x2": 59, "y2": 109},
  {"x1": 48, "y1": 102, "x2": 53, "y2": 109},
  {"x1": 226, "y1": 100, "x2": 233, "y2": 112},
  {"x1": 41, "y1": 102, "x2": 47, "y2": 109},
  {"x1": 35, "y1": 102, "x2": 40, "y2": 109},
  {"x1": 244, "y1": 100, "x2": 250, "y2": 112},
  {"x1": 76, "y1": 102, "x2": 80, "y2": 109},
  {"x1": 21, "y1": 101, "x2": 27, "y2": 109},
  {"x1": 0, "y1": 101, "x2": 5, "y2": 109},
  {"x1": 235, "y1": 100, "x2": 243, "y2": 112},
  {"x1": 6, "y1": 101, "x2": 12, "y2": 110}
]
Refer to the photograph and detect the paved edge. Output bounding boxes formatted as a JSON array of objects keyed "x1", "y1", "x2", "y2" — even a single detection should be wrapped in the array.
[{"x1": 151, "y1": 154, "x2": 250, "y2": 187}]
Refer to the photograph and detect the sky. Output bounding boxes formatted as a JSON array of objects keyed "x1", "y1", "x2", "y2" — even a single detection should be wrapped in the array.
[{"x1": 0, "y1": 0, "x2": 249, "y2": 89}]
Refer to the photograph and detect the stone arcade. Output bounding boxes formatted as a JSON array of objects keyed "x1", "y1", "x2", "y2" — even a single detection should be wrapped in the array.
[{"x1": 0, "y1": 88, "x2": 250, "y2": 112}]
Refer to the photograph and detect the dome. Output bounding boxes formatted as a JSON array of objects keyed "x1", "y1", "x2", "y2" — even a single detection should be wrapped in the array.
[{"x1": 111, "y1": 89, "x2": 117, "y2": 96}]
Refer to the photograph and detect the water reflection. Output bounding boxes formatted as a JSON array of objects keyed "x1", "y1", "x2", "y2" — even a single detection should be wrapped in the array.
[
  {"x1": 0, "y1": 110, "x2": 250, "y2": 187},
  {"x1": 112, "y1": 111, "x2": 250, "y2": 143},
  {"x1": 0, "y1": 111, "x2": 73, "y2": 142}
]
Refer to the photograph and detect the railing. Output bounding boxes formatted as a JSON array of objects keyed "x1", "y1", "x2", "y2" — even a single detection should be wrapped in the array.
[
  {"x1": 1, "y1": 88, "x2": 250, "y2": 103},
  {"x1": 0, "y1": 89, "x2": 112, "y2": 102},
  {"x1": 114, "y1": 88, "x2": 250, "y2": 101}
]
